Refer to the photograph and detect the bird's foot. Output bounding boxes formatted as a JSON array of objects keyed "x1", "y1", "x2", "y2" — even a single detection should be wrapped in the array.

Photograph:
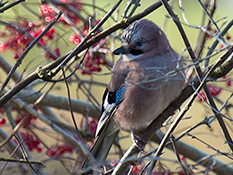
[{"x1": 131, "y1": 132, "x2": 146, "y2": 151}]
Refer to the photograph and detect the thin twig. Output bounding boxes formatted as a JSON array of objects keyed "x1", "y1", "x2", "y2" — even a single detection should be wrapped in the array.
[
  {"x1": 0, "y1": 0, "x2": 25, "y2": 13},
  {"x1": 197, "y1": 0, "x2": 220, "y2": 33},
  {"x1": 206, "y1": 19, "x2": 233, "y2": 58},
  {"x1": 187, "y1": 133, "x2": 233, "y2": 160},
  {"x1": 170, "y1": 136, "x2": 192, "y2": 175},
  {"x1": 14, "y1": 135, "x2": 38, "y2": 174},
  {"x1": 123, "y1": 0, "x2": 141, "y2": 18},
  {"x1": 151, "y1": 131, "x2": 233, "y2": 175},
  {"x1": 194, "y1": 0, "x2": 217, "y2": 59},
  {"x1": 0, "y1": 157, "x2": 43, "y2": 165},
  {"x1": 62, "y1": 68, "x2": 82, "y2": 140}
]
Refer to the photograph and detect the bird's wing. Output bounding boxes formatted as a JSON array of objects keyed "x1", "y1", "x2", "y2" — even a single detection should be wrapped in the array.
[
  {"x1": 95, "y1": 87, "x2": 126, "y2": 137},
  {"x1": 82, "y1": 58, "x2": 128, "y2": 170}
]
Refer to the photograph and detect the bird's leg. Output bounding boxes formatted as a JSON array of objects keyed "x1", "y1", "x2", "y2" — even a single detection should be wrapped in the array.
[{"x1": 131, "y1": 131, "x2": 147, "y2": 151}]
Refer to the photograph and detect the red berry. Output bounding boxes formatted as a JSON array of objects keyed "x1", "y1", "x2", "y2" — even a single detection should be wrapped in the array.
[
  {"x1": 208, "y1": 26, "x2": 212, "y2": 31},
  {"x1": 0, "y1": 41, "x2": 6, "y2": 52},
  {"x1": 46, "y1": 149, "x2": 55, "y2": 157},
  {"x1": 45, "y1": 27, "x2": 55, "y2": 40},
  {"x1": 208, "y1": 85, "x2": 222, "y2": 96},
  {"x1": 0, "y1": 118, "x2": 6, "y2": 125},
  {"x1": 70, "y1": 33, "x2": 81, "y2": 44},
  {"x1": 179, "y1": 154, "x2": 185, "y2": 161},
  {"x1": 0, "y1": 32, "x2": 7, "y2": 38},
  {"x1": 39, "y1": 37, "x2": 46, "y2": 46},
  {"x1": 84, "y1": 61, "x2": 92, "y2": 68},
  {"x1": 226, "y1": 80, "x2": 231, "y2": 87},
  {"x1": 14, "y1": 53, "x2": 20, "y2": 59},
  {"x1": 20, "y1": 132, "x2": 41, "y2": 152},
  {"x1": 39, "y1": 4, "x2": 54, "y2": 15},
  {"x1": 96, "y1": 67, "x2": 101, "y2": 72},
  {"x1": 226, "y1": 35, "x2": 231, "y2": 40},
  {"x1": 36, "y1": 147, "x2": 42, "y2": 153},
  {"x1": 81, "y1": 70, "x2": 91, "y2": 75},
  {"x1": 54, "y1": 47, "x2": 60, "y2": 57},
  {"x1": 102, "y1": 61, "x2": 108, "y2": 65},
  {"x1": 206, "y1": 33, "x2": 212, "y2": 39},
  {"x1": 222, "y1": 75, "x2": 226, "y2": 79},
  {"x1": 93, "y1": 57, "x2": 101, "y2": 65},
  {"x1": 63, "y1": 144, "x2": 73, "y2": 152},
  {"x1": 89, "y1": 119, "x2": 97, "y2": 134},
  {"x1": 45, "y1": 16, "x2": 53, "y2": 23},
  {"x1": 132, "y1": 166, "x2": 139, "y2": 174},
  {"x1": 197, "y1": 92, "x2": 207, "y2": 102},
  {"x1": 28, "y1": 22, "x2": 35, "y2": 28}
]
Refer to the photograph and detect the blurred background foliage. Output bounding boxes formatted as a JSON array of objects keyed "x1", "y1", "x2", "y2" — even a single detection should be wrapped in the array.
[{"x1": 0, "y1": 0, "x2": 233, "y2": 174}]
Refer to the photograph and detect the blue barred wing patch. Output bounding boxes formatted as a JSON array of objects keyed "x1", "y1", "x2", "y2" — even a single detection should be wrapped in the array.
[{"x1": 115, "y1": 87, "x2": 126, "y2": 105}]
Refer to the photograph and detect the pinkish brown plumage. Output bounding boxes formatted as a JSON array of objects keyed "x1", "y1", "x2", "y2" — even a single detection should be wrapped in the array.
[{"x1": 105, "y1": 19, "x2": 185, "y2": 131}]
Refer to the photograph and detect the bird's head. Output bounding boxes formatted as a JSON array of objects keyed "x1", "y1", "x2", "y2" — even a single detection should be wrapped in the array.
[{"x1": 113, "y1": 19, "x2": 171, "y2": 60}]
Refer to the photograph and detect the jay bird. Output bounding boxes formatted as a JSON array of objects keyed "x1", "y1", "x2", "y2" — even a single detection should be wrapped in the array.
[{"x1": 84, "y1": 18, "x2": 185, "y2": 170}]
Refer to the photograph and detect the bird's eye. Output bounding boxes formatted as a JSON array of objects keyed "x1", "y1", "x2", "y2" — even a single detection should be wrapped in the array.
[
  {"x1": 135, "y1": 41, "x2": 145, "y2": 47},
  {"x1": 129, "y1": 49, "x2": 143, "y2": 55}
]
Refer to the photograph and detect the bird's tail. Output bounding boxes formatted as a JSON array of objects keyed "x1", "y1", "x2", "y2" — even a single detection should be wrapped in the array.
[{"x1": 82, "y1": 120, "x2": 119, "y2": 174}]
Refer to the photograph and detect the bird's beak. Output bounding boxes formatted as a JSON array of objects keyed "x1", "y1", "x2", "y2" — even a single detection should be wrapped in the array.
[{"x1": 113, "y1": 46, "x2": 129, "y2": 55}]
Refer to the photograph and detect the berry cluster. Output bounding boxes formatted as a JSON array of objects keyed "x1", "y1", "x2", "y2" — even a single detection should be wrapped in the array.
[
  {"x1": 20, "y1": 131, "x2": 42, "y2": 152},
  {"x1": 0, "y1": 20, "x2": 59, "y2": 60},
  {"x1": 15, "y1": 110, "x2": 37, "y2": 128},
  {"x1": 70, "y1": 20, "x2": 109, "y2": 75},
  {"x1": 81, "y1": 52, "x2": 108, "y2": 75},
  {"x1": 197, "y1": 84, "x2": 222, "y2": 102},
  {"x1": 46, "y1": 143, "x2": 73, "y2": 157},
  {"x1": 222, "y1": 75, "x2": 232, "y2": 87},
  {"x1": 0, "y1": 0, "x2": 108, "y2": 75},
  {"x1": 39, "y1": 1, "x2": 82, "y2": 25}
]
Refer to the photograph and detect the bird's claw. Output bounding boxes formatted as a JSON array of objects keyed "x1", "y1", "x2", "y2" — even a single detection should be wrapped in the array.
[{"x1": 131, "y1": 132, "x2": 146, "y2": 151}]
